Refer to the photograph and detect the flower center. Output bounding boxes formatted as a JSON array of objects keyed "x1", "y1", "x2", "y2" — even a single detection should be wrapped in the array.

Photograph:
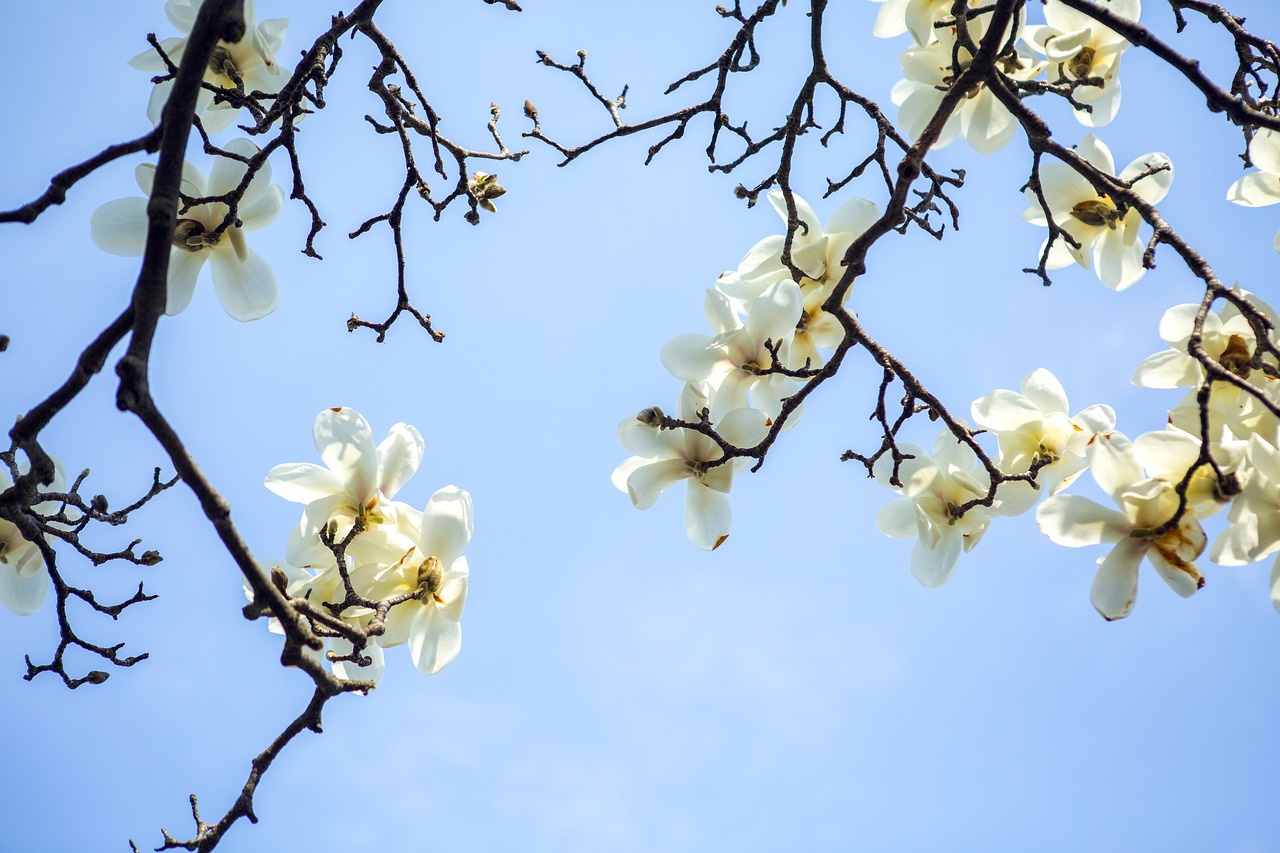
[
  {"x1": 1070, "y1": 198, "x2": 1122, "y2": 229},
  {"x1": 1067, "y1": 46, "x2": 1095, "y2": 79},
  {"x1": 1030, "y1": 443, "x2": 1058, "y2": 467},
  {"x1": 172, "y1": 219, "x2": 213, "y2": 252},
  {"x1": 355, "y1": 495, "x2": 384, "y2": 527},
  {"x1": 1218, "y1": 333, "x2": 1253, "y2": 377},
  {"x1": 207, "y1": 45, "x2": 240, "y2": 81}
]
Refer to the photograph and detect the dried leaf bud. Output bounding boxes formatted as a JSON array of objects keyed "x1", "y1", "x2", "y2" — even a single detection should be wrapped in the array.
[
  {"x1": 636, "y1": 406, "x2": 665, "y2": 427},
  {"x1": 140, "y1": 550, "x2": 163, "y2": 566},
  {"x1": 1070, "y1": 199, "x2": 1120, "y2": 229},
  {"x1": 271, "y1": 566, "x2": 290, "y2": 594}
]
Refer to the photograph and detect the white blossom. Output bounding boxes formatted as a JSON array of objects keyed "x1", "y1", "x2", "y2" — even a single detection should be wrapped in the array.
[
  {"x1": 611, "y1": 384, "x2": 770, "y2": 551},
  {"x1": 1037, "y1": 431, "x2": 1206, "y2": 620},
  {"x1": 892, "y1": 11, "x2": 1043, "y2": 155},
  {"x1": 264, "y1": 407, "x2": 425, "y2": 568},
  {"x1": 971, "y1": 367, "x2": 1115, "y2": 514},
  {"x1": 129, "y1": 0, "x2": 288, "y2": 133},
  {"x1": 874, "y1": 429, "x2": 995, "y2": 588},
  {"x1": 362, "y1": 486, "x2": 472, "y2": 676},
  {"x1": 1225, "y1": 128, "x2": 1280, "y2": 252},
  {"x1": 1024, "y1": 0, "x2": 1139, "y2": 127},
  {"x1": 90, "y1": 139, "x2": 285, "y2": 321},
  {"x1": 1022, "y1": 133, "x2": 1172, "y2": 290}
]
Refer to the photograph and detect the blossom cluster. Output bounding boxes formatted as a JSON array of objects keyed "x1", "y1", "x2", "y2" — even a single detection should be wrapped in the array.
[
  {"x1": 613, "y1": 190, "x2": 879, "y2": 549},
  {"x1": 614, "y1": 174, "x2": 1279, "y2": 620},
  {"x1": 256, "y1": 408, "x2": 473, "y2": 679},
  {"x1": 885, "y1": 284, "x2": 1280, "y2": 620},
  {"x1": 91, "y1": 0, "x2": 290, "y2": 321},
  {"x1": 876, "y1": 0, "x2": 1185, "y2": 289}
]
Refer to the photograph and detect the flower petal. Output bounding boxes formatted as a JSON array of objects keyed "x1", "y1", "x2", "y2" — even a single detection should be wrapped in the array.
[
  {"x1": 418, "y1": 486, "x2": 474, "y2": 565},
  {"x1": 376, "y1": 423, "x2": 424, "y2": 500},
  {"x1": 1037, "y1": 495, "x2": 1131, "y2": 546},
  {"x1": 210, "y1": 247, "x2": 278, "y2": 321},
  {"x1": 685, "y1": 481, "x2": 732, "y2": 550},
  {"x1": 1090, "y1": 537, "x2": 1144, "y2": 620},
  {"x1": 910, "y1": 528, "x2": 962, "y2": 588},
  {"x1": 164, "y1": 249, "x2": 208, "y2": 316},
  {"x1": 264, "y1": 462, "x2": 345, "y2": 504},
  {"x1": 89, "y1": 198, "x2": 149, "y2": 256},
  {"x1": 409, "y1": 606, "x2": 462, "y2": 675}
]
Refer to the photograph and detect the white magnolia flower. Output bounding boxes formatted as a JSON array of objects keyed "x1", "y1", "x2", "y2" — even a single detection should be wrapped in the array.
[
  {"x1": 1131, "y1": 299, "x2": 1259, "y2": 389},
  {"x1": 971, "y1": 367, "x2": 1115, "y2": 514},
  {"x1": 90, "y1": 138, "x2": 285, "y2": 321},
  {"x1": 719, "y1": 190, "x2": 881, "y2": 301},
  {"x1": 265, "y1": 408, "x2": 425, "y2": 568},
  {"x1": 1024, "y1": 0, "x2": 1139, "y2": 127},
  {"x1": 611, "y1": 384, "x2": 770, "y2": 550},
  {"x1": 1211, "y1": 433, "x2": 1280, "y2": 566},
  {"x1": 364, "y1": 486, "x2": 472, "y2": 676},
  {"x1": 874, "y1": 429, "x2": 995, "y2": 588},
  {"x1": 1037, "y1": 431, "x2": 1206, "y2": 620},
  {"x1": 891, "y1": 11, "x2": 1043, "y2": 155},
  {"x1": 1132, "y1": 425, "x2": 1243, "y2": 519},
  {"x1": 661, "y1": 280, "x2": 804, "y2": 422},
  {"x1": 717, "y1": 190, "x2": 878, "y2": 372},
  {"x1": 1022, "y1": 133, "x2": 1172, "y2": 290},
  {"x1": 0, "y1": 456, "x2": 72, "y2": 616},
  {"x1": 1167, "y1": 381, "x2": 1280, "y2": 447},
  {"x1": 1226, "y1": 129, "x2": 1280, "y2": 252},
  {"x1": 130, "y1": 0, "x2": 288, "y2": 133}
]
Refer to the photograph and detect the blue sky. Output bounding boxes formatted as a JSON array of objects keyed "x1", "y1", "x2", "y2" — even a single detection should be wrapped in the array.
[{"x1": 2, "y1": 2, "x2": 1279, "y2": 851}]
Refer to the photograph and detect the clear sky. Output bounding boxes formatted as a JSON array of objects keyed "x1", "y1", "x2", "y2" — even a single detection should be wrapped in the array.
[{"x1": 2, "y1": 2, "x2": 1279, "y2": 851}]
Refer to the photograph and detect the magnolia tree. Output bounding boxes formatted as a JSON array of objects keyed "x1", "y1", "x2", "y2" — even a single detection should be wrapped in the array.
[{"x1": 3, "y1": 0, "x2": 1279, "y2": 848}]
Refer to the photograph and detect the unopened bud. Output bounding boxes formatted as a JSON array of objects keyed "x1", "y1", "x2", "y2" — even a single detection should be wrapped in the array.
[
  {"x1": 91, "y1": 494, "x2": 109, "y2": 513},
  {"x1": 0, "y1": 335, "x2": 9, "y2": 352},
  {"x1": 524, "y1": 99, "x2": 538, "y2": 120},
  {"x1": 84, "y1": 670, "x2": 110, "y2": 685},
  {"x1": 417, "y1": 555, "x2": 444, "y2": 596},
  {"x1": 139, "y1": 550, "x2": 162, "y2": 566}
]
